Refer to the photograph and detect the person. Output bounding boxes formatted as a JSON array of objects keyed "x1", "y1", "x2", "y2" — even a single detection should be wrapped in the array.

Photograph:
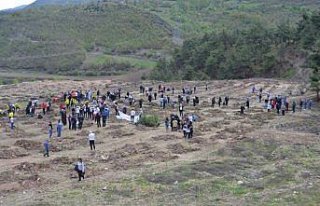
[
  {"x1": 281, "y1": 104, "x2": 286, "y2": 116},
  {"x1": 57, "y1": 120, "x2": 63, "y2": 138},
  {"x1": 43, "y1": 139, "x2": 50, "y2": 157},
  {"x1": 246, "y1": 98, "x2": 250, "y2": 109},
  {"x1": 96, "y1": 112, "x2": 101, "y2": 128},
  {"x1": 41, "y1": 102, "x2": 46, "y2": 115},
  {"x1": 101, "y1": 107, "x2": 109, "y2": 127},
  {"x1": 68, "y1": 114, "x2": 72, "y2": 130},
  {"x1": 78, "y1": 114, "x2": 84, "y2": 130},
  {"x1": 193, "y1": 97, "x2": 196, "y2": 107},
  {"x1": 267, "y1": 103, "x2": 271, "y2": 112},
  {"x1": 218, "y1": 97, "x2": 222, "y2": 107},
  {"x1": 299, "y1": 99, "x2": 303, "y2": 111},
  {"x1": 75, "y1": 158, "x2": 85, "y2": 181},
  {"x1": 88, "y1": 131, "x2": 96, "y2": 151},
  {"x1": 139, "y1": 98, "x2": 143, "y2": 109},
  {"x1": 130, "y1": 110, "x2": 136, "y2": 123},
  {"x1": 179, "y1": 104, "x2": 184, "y2": 117},
  {"x1": 48, "y1": 122, "x2": 53, "y2": 138},
  {"x1": 165, "y1": 117, "x2": 169, "y2": 132},
  {"x1": 71, "y1": 115, "x2": 77, "y2": 131},
  {"x1": 10, "y1": 117, "x2": 14, "y2": 130},
  {"x1": 307, "y1": 99, "x2": 312, "y2": 110},
  {"x1": 183, "y1": 124, "x2": 190, "y2": 139},
  {"x1": 154, "y1": 92, "x2": 157, "y2": 100},
  {"x1": 292, "y1": 100, "x2": 296, "y2": 113},
  {"x1": 148, "y1": 94, "x2": 152, "y2": 103},
  {"x1": 258, "y1": 93, "x2": 262, "y2": 103},
  {"x1": 276, "y1": 102, "x2": 281, "y2": 115},
  {"x1": 240, "y1": 105, "x2": 245, "y2": 115},
  {"x1": 188, "y1": 122, "x2": 193, "y2": 138},
  {"x1": 225, "y1": 96, "x2": 229, "y2": 106},
  {"x1": 210, "y1": 97, "x2": 215, "y2": 107}
]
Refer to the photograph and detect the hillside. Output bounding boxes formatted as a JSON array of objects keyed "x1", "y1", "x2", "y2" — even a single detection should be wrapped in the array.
[
  {"x1": 150, "y1": 10, "x2": 320, "y2": 81},
  {"x1": 30, "y1": 0, "x2": 95, "y2": 7},
  {"x1": 0, "y1": 3, "x2": 173, "y2": 76},
  {"x1": 134, "y1": 0, "x2": 320, "y2": 39},
  {"x1": 0, "y1": 0, "x2": 319, "y2": 80},
  {"x1": 0, "y1": 78, "x2": 319, "y2": 205}
]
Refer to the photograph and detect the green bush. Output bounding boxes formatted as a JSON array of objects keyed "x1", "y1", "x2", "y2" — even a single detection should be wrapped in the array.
[{"x1": 139, "y1": 115, "x2": 160, "y2": 127}]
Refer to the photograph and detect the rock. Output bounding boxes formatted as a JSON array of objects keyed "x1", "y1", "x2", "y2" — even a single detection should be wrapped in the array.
[
  {"x1": 174, "y1": 181, "x2": 178, "y2": 185},
  {"x1": 237, "y1": 180, "x2": 244, "y2": 185}
]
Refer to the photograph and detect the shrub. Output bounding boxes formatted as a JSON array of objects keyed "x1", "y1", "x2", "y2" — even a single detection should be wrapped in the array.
[{"x1": 139, "y1": 114, "x2": 160, "y2": 127}]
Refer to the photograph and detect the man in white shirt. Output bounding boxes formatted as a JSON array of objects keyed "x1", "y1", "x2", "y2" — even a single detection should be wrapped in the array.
[
  {"x1": 130, "y1": 110, "x2": 135, "y2": 122},
  {"x1": 88, "y1": 131, "x2": 96, "y2": 150}
]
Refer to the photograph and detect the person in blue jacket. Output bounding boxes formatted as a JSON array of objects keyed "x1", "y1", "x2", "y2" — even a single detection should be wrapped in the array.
[
  {"x1": 57, "y1": 119, "x2": 63, "y2": 138},
  {"x1": 101, "y1": 107, "x2": 109, "y2": 127}
]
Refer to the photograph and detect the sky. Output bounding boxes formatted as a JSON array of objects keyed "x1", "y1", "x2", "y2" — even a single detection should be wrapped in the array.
[{"x1": 0, "y1": 0, "x2": 36, "y2": 10}]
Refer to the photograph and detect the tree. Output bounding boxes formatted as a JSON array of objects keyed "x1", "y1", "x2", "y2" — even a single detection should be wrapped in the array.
[{"x1": 310, "y1": 53, "x2": 320, "y2": 101}]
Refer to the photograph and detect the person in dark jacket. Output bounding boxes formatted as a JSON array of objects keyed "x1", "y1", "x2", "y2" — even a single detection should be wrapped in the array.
[{"x1": 75, "y1": 158, "x2": 86, "y2": 181}]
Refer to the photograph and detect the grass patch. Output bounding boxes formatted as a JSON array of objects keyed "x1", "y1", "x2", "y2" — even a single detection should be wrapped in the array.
[{"x1": 138, "y1": 114, "x2": 160, "y2": 127}]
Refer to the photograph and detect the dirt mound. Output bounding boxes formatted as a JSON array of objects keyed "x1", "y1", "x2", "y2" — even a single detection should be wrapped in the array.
[
  {"x1": 0, "y1": 148, "x2": 29, "y2": 159},
  {"x1": 99, "y1": 143, "x2": 178, "y2": 170},
  {"x1": 14, "y1": 162, "x2": 50, "y2": 173},
  {"x1": 8, "y1": 127, "x2": 31, "y2": 139},
  {"x1": 0, "y1": 167, "x2": 50, "y2": 193},
  {"x1": 167, "y1": 143, "x2": 200, "y2": 154},
  {"x1": 188, "y1": 137, "x2": 208, "y2": 145},
  {"x1": 50, "y1": 156, "x2": 77, "y2": 165},
  {"x1": 109, "y1": 129, "x2": 135, "y2": 138},
  {"x1": 151, "y1": 134, "x2": 179, "y2": 141},
  {"x1": 14, "y1": 140, "x2": 42, "y2": 150}
]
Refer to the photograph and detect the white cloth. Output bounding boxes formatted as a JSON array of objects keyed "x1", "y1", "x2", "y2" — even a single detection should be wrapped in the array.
[
  {"x1": 116, "y1": 111, "x2": 140, "y2": 123},
  {"x1": 88, "y1": 132, "x2": 96, "y2": 141}
]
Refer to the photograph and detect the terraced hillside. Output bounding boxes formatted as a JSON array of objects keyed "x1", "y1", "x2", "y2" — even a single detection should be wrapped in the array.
[{"x1": 0, "y1": 79, "x2": 319, "y2": 205}]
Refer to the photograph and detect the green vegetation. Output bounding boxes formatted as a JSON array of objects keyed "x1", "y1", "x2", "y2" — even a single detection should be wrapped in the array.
[
  {"x1": 138, "y1": 114, "x2": 160, "y2": 127},
  {"x1": 295, "y1": 11, "x2": 320, "y2": 100},
  {"x1": 1, "y1": 0, "x2": 319, "y2": 78},
  {"x1": 134, "y1": 0, "x2": 319, "y2": 39},
  {"x1": 151, "y1": 10, "x2": 320, "y2": 82},
  {"x1": 79, "y1": 54, "x2": 157, "y2": 76},
  {"x1": 0, "y1": 3, "x2": 172, "y2": 75},
  {"x1": 37, "y1": 135, "x2": 320, "y2": 205}
]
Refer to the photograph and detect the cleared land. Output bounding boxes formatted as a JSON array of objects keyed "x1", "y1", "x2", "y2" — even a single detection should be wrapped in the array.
[{"x1": 0, "y1": 79, "x2": 318, "y2": 205}]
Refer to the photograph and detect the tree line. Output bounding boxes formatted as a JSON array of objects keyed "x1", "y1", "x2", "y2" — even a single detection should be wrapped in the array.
[{"x1": 150, "y1": 10, "x2": 320, "y2": 101}]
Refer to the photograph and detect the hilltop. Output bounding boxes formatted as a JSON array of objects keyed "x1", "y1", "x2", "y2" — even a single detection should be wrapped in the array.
[{"x1": 29, "y1": 0, "x2": 95, "y2": 7}]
